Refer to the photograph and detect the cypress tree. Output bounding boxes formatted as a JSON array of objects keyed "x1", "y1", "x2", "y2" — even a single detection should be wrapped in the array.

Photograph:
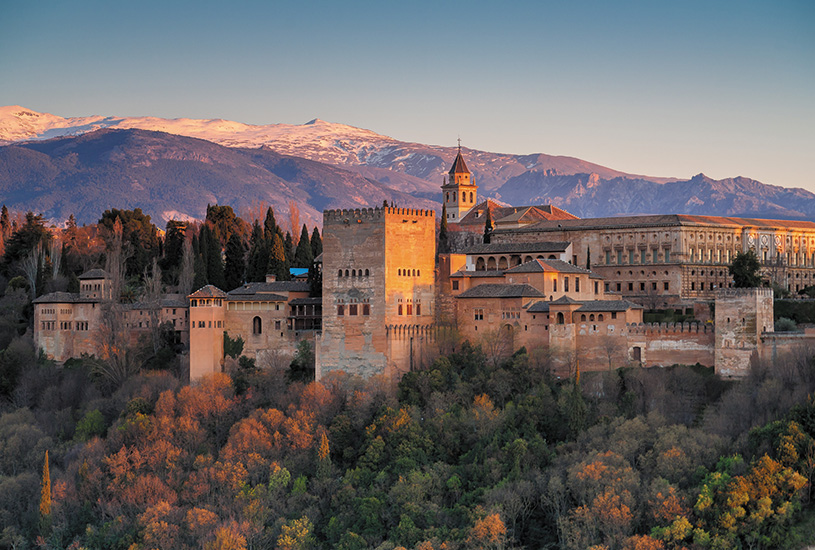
[
  {"x1": 586, "y1": 247, "x2": 591, "y2": 270},
  {"x1": 264, "y1": 207, "x2": 277, "y2": 243},
  {"x1": 438, "y1": 202, "x2": 450, "y2": 255},
  {"x1": 310, "y1": 227, "x2": 323, "y2": 259},
  {"x1": 284, "y1": 231, "x2": 294, "y2": 266},
  {"x1": 246, "y1": 221, "x2": 269, "y2": 282},
  {"x1": 294, "y1": 224, "x2": 314, "y2": 268},
  {"x1": 268, "y1": 233, "x2": 289, "y2": 282},
  {"x1": 204, "y1": 226, "x2": 225, "y2": 289},
  {"x1": 223, "y1": 233, "x2": 247, "y2": 291},
  {"x1": 483, "y1": 206, "x2": 493, "y2": 244}
]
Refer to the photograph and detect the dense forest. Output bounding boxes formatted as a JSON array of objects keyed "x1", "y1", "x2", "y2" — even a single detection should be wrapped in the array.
[{"x1": 0, "y1": 205, "x2": 814, "y2": 549}]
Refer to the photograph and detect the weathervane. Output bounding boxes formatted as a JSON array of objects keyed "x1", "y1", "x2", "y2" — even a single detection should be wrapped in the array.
[{"x1": 457, "y1": 137, "x2": 461, "y2": 152}]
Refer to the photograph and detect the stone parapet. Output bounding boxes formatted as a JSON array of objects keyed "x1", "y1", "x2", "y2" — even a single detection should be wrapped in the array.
[{"x1": 626, "y1": 322, "x2": 712, "y2": 335}]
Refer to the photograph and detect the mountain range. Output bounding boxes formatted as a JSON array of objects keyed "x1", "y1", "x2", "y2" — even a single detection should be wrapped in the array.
[{"x1": 1, "y1": 105, "x2": 814, "y2": 226}]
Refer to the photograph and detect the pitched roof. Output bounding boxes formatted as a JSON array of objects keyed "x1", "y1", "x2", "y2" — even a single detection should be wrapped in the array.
[
  {"x1": 288, "y1": 297, "x2": 322, "y2": 306},
  {"x1": 456, "y1": 200, "x2": 578, "y2": 228},
  {"x1": 227, "y1": 281, "x2": 309, "y2": 301},
  {"x1": 450, "y1": 270, "x2": 506, "y2": 278},
  {"x1": 448, "y1": 150, "x2": 470, "y2": 175},
  {"x1": 33, "y1": 291, "x2": 96, "y2": 304},
  {"x1": 500, "y1": 214, "x2": 815, "y2": 234},
  {"x1": 526, "y1": 301, "x2": 550, "y2": 313},
  {"x1": 577, "y1": 300, "x2": 643, "y2": 312},
  {"x1": 456, "y1": 283, "x2": 544, "y2": 299},
  {"x1": 463, "y1": 241, "x2": 571, "y2": 255},
  {"x1": 189, "y1": 285, "x2": 227, "y2": 298},
  {"x1": 78, "y1": 268, "x2": 108, "y2": 280},
  {"x1": 550, "y1": 295, "x2": 581, "y2": 305}
]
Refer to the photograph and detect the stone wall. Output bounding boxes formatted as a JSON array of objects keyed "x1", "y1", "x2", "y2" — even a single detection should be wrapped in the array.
[
  {"x1": 318, "y1": 207, "x2": 436, "y2": 380},
  {"x1": 714, "y1": 287, "x2": 774, "y2": 378}
]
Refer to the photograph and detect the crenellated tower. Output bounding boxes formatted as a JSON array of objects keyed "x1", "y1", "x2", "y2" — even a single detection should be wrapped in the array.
[{"x1": 441, "y1": 143, "x2": 477, "y2": 222}]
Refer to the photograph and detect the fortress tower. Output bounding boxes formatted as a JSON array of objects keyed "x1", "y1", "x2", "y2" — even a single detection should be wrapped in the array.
[
  {"x1": 441, "y1": 144, "x2": 477, "y2": 222},
  {"x1": 714, "y1": 287, "x2": 774, "y2": 378},
  {"x1": 317, "y1": 206, "x2": 436, "y2": 380}
]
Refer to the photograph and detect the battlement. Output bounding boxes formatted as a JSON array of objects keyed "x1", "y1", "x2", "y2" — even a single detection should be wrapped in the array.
[
  {"x1": 716, "y1": 287, "x2": 774, "y2": 299},
  {"x1": 626, "y1": 321, "x2": 713, "y2": 335},
  {"x1": 324, "y1": 207, "x2": 435, "y2": 224}
]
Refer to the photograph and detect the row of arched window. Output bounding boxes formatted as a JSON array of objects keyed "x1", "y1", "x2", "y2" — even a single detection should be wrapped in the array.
[
  {"x1": 397, "y1": 268, "x2": 420, "y2": 277},
  {"x1": 338, "y1": 268, "x2": 370, "y2": 278}
]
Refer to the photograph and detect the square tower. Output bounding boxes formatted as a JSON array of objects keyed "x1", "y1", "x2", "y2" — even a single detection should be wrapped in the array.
[
  {"x1": 441, "y1": 149, "x2": 477, "y2": 222},
  {"x1": 714, "y1": 287, "x2": 774, "y2": 378},
  {"x1": 318, "y1": 206, "x2": 436, "y2": 380}
]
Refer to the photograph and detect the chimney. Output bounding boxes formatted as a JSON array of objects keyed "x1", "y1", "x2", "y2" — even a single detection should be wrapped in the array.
[{"x1": 266, "y1": 273, "x2": 276, "y2": 283}]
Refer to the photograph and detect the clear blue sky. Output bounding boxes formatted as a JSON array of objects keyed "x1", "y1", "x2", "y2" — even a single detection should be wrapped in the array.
[{"x1": 1, "y1": 0, "x2": 813, "y2": 190}]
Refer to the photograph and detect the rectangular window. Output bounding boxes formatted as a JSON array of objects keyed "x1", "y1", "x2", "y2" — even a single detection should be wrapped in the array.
[
  {"x1": 605, "y1": 250, "x2": 611, "y2": 264},
  {"x1": 664, "y1": 249, "x2": 670, "y2": 262},
  {"x1": 553, "y1": 279, "x2": 558, "y2": 292},
  {"x1": 474, "y1": 308, "x2": 484, "y2": 321},
  {"x1": 616, "y1": 249, "x2": 623, "y2": 264},
  {"x1": 641, "y1": 249, "x2": 647, "y2": 264},
  {"x1": 363, "y1": 304, "x2": 370, "y2": 316},
  {"x1": 398, "y1": 304, "x2": 403, "y2": 315},
  {"x1": 616, "y1": 283, "x2": 621, "y2": 291},
  {"x1": 573, "y1": 255, "x2": 578, "y2": 265},
  {"x1": 691, "y1": 282, "x2": 696, "y2": 290},
  {"x1": 594, "y1": 281, "x2": 599, "y2": 294},
  {"x1": 640, "y1": 282, "x2": 645, "y2": 291},
  {"x1": 275, "y1": 320, "x2": 281, "y2": 330},
  {"x1": 349, "y1": 304, "x2": 358, "y2": 316},
  {"x1": 564, "y1": 277, "x2": 569, "y2": 292},
  {"x1": 664, "y1": 282, "x2": 669, "y2": 290},
  {"x1": 338, "y1": 305, "x2": 345, "y2": 316},
  {"x1": 652, "y1": 282, "x2": 657, "y2": 290},
  {"x1": 406, "y1": 304, "x2": 413, "y2": 315},
  {"x1": 611, "y1": 312, "x2": 617, "y2": 319},
  {"x1": 628, "y1": 282, "x2": 633, "y2": 291},
  {"x1": 452, "y1": 280, "x2": 459, "y2": 290},
  {"x1": 416, "y1": 304, "x2": 421, "y2": 316},
  {"x1": 575, "y1": 277, "x2": 580, "y2": 292},
  {"x1": 629, "y1": 250, "x2": 635, "y2": 264}
]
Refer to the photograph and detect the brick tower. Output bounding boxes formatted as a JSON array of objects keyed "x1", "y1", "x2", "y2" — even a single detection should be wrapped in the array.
[{"x1": 441, "y1": 144, "x2": 477, "y2": 222}]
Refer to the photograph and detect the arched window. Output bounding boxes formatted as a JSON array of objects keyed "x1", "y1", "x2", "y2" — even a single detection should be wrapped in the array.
[
  {"x1": 589, "y1": 314, "x2": 595, "y2": 321},
  {"x1": 352, "y1": 269, "x2": 356, "y2": 277},
  {"x1": 338, "y1": 270, "x2": 342, "y2": 278},
  {"x1": 398, "y1": 269, "x2": 402, "y2": 276},
  {"x1": 581, "y1": 314, "x2": 586, "y2": 321},
  {"x1": 412, "y1": 269, "x2": 416, "y2": 276},
  {"x1": 556, "y1": 312, "x2": 565, "y2": 324},
  {"x1": 345, "y1": 269, "x2": 349, "y2": 277},
  {"x1": 365, "y1": 269, "x2": 370, "y2": 277},
  {"x1": 469, "y1": 192, "x2": 473, "y2": 202},
  {"x1": 598, "y1": 314, "x2": 604, "y2": 321},
  {"x1": 476, "y1": 257, "x2": 486, "y2": 271},
  {"x1": 462, "y1": 191, "x2": 466, "y2": 202},
  {"x1": 252, "y1": 316, "x2": 262, "y2": 335}
]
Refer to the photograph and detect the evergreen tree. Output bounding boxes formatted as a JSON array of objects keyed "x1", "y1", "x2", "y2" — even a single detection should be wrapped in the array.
[
  {"x1": 438, "y1": 202, "x2": 450, "y2": 255},
  {"x1": 310, "y1": 227, "x2": 323, "y2": 259},
  {"x1": 160, "y1": 220, "x2": 186, "y2": 285},
  {"x1": 246, "y1": 221, "x2": 270, "y2": 282},
  {"x1": 203, "y1": 225, "x2": 225, "y2": 289},
  {"x1": 268, "y1": 233, "x2": 289, "y2": 281},
  {"x1": 730, "y1": 250, "x2": 762, "y2": 288},
  {"x1": 284, "y1": 231, "x2": 294, "y2": 267},
  {"x1": 294, "y1": 224, "x2": 314, "y2": 268},
  {"x1": 264, "y1": 207, "x2": 278, "y2": 243},
  {"x1": 586, "y1": 247, "x2": 591, "y2": 270},
  {"x1": 483, "y1": 206, "x2": 493, "y2": 244},
  {"x1": 0, "y1": 205, "x2": 9, "y2": 237},
  {"x1": 223, "y1": 233, "x2": 247, "y2": 291},
  {"x1": 307, "y1": 261, "x2": 322, "y2": 297}
]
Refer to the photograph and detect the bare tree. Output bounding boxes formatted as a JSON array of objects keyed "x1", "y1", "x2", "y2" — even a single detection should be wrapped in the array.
[
  {"x1": 49, "y1": 239, "x2": 62, "y2": 279},
  {"x1": 480, "y1": 326, "x2": 513, "y2": 367},
  {"x1": 288, "y1": 201, "x2": 301, "y2": 244},
  {"x1": 20, "y1": 245, "x2": 43, "y2": 297},
  {"x1": 142, "y1": 258, "x2": 163, "y2": 353},
  {"x1": 600, "y1": 334, "x2": 626, "y2": 370}
]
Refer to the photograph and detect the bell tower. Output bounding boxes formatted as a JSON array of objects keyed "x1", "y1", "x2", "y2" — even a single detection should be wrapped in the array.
[{"x1": 441, "y1": 141, "x2": 477, "y2": 222}]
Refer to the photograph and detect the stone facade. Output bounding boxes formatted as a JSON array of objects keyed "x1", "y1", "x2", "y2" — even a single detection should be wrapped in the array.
[
  {"x1": 317, "y1": 206, "x2": 436, "y2": 380},
  {"x1": 714, "y1": 287, "x2": 774, "y2": 378}
]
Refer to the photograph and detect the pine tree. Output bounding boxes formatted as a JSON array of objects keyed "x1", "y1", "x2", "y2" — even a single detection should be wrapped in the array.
[
  {"x1": 310, "y1": 227, "x2": 322, "y2": 259},
  {"x1": 307, "y1": 261, "x2": 322, "y2": 297},
  {"x1": 268, "y1": 233, "x2": 289, "y2": 282},
  {"x1": 40, "y1": 449, "x2": 51, "y2": 533},
  {"x1": 0, "y1": 205, "x2": 9, "y2": 237},
  {"x1": 223, "y1": 233, "x2": 247, "y2": 291},
  {"x1": 294, "y1": 224, "x2": 314, "y2": 268},
  {"x1": 483, "y1": 206, "x2": 493, "y2": 244},
  {"x1": 438, "y1": 202, "x2": 450, "y2": 255}
]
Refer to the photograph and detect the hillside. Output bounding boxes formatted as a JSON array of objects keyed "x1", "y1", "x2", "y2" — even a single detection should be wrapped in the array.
[
  {"x1": 0, "y1": 128, "x2": 434, "y2": 225},
  {"x1": 3, "y1": 106, "x2": 815, "y2": 222}
]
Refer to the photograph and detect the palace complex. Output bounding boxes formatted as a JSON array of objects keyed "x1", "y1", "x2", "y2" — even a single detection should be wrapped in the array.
[{"x1": 33, "y1": 150, "x2": 815, "y2": 382}]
